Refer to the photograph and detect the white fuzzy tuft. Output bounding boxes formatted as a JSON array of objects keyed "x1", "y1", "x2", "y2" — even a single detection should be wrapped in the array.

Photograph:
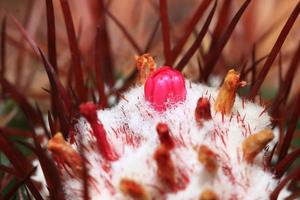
[{"x1": 62, "y1": 81, "x2": 280, "y2": 200}]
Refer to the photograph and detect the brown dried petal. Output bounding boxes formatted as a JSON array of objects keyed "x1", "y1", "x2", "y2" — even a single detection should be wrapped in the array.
[
  {"x1": 198, "y1": 145, "x2": 218, "y2": 174},
  {"x1": 48, "y1": 132, "x2": 82, "y2": 177},
  {"x1": 199, "y1": 189, "x2": 219, "y2": 200},
  {"x1": 215, "y1": 69, "x2": 246, "y2": 115},
  {"x1": 119, "y1": 178, "x2": 149, "y2": 200},
  {"x1": 242, "y1": 129, "x2": 274, "y2": 163},
  {"x1": 136, "y1": 54, "x2": 157, "y2": 84}
]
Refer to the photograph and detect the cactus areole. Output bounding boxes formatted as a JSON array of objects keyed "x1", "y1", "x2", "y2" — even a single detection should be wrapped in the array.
[{"x1": 48, "y1": 67, "x2": 286, "y2": 200}]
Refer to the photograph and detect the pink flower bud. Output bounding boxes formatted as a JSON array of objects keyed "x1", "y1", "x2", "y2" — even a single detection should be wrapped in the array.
[{"x1": 144, "y1": 66, "x2": 186, "y2": 111}]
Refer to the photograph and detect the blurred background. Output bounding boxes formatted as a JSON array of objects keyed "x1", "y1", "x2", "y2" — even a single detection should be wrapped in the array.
[
  {"x1": 0, "y1": 0, "x2": 300, "y2": 198},
  {"x1": 0, "y1": 0, "x2": 299, "y2": 107}
]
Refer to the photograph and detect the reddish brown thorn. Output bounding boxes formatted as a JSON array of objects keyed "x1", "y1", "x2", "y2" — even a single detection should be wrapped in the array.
[
  {"x1": 195, "y1": 97, "x2": 212, "y2": 126},
  {"x1": 277, "y1": 91, "x2": 300, "y2": 162},
  {"x1": 215, "y1": 69, "x2": 246, "y2": 115},
  {"x1": 270, "y1": 165, "x2": 300, "y2": 200},
  {"x1": 105, "y1": 10, "x2": 142, "y2": 55},
  {"x1": 156, "y1": 123, "x2": 175, "y2": 150},
  {"x1": 170, "y1": 0, "x2": 212, "y2": 65},
  {"x1": 95, "y1": 0, "x2": 115, "y2": 87},
  {"x1": 119, "y1": 178, "x2": 149, "y2": 200},
  {"x1": 95, "y1": 27, "x2": 108, "y2": 108},
  {"x1": 259, "y1": 107, "x2": 268, "y2": 118},
  {"x1": 48, "y1": 132, "x2": 82, "y2": 178},
  {"x1": 273, "y1": 148, "x2": 300, "y2": 179},
  {"x1": 271, "y1": 42, "x2": 300, "y2": 120},
  {"x1": 175, "y1": 1, "x2": 217, "y2": 72},
  {"x1": 159, "y1": 0, "x2": 172, "y2": 65},
  {"x1": 1, "y1": 16, "x2": 7, "y2": 77},
  {"x1": 80, "y1": 102, "x2": 118, "y2": 161},
  {"x1": 202, "y1": 0, "x2": 251, "y2": 82},
  {"x1": 144, "y1": 19, "x2": 160, "y2": 53},
  {"x1": 46, "y1": 0, "x2": 58, "y2": 72},
  {"x1": 198, "y1": 145, "x2": 218, "y2": 174},
  {"x1": 154, "y1": 145, "x2": 176, "y2": 191},
  {"x1": 249, "y1": 1, "x2": 300, "y2": 100},
  {"x1": 59, "y1": 0, "x2": 87, "y2": 102},
  {"x1": 242, "y1": 129, "x2": 274, "y2": 163},
  {"x1": 199, "y1": 188, "x2": 219, "y2": 200}
]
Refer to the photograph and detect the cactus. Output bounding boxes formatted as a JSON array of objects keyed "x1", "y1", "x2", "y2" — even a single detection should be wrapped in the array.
[
  {"x1": 1, "y1": 1, "x2": 300, "y2": 199},
  {"x1": 48, "y1": 64, "x2": 280, "y2": 199}
]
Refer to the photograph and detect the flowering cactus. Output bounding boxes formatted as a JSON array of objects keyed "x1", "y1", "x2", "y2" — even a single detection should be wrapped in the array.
[
  {"x1": 144, "y1": 66, "x2": 186, "y2": 111},
  {"x1": 47, "y1": 67, "x2": 286, "y2": 200},
  {"x1": 2, "y1": 0, "x2": 300, "y2": 199}
]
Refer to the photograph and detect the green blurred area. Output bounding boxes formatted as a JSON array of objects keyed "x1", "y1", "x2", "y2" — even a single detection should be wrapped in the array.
[{"x1": 0, "y1": 100, "x2": 33, "y2": 199}]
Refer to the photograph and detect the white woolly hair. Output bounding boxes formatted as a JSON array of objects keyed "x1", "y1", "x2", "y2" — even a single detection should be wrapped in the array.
[{"x1": 62, "y1": 80, "x2": 283, "y2": 200}]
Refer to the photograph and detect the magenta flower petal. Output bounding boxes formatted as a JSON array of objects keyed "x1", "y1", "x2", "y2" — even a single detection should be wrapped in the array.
[
  {"x1": 144, "y1": 66, "x2": 186, "y2": 111},
  {"x1": 152, "y1": 78, "x2": 168, "y2": 106},
  {"x1": 144, "y1": 78, "x2": 153, "y2": 102}
]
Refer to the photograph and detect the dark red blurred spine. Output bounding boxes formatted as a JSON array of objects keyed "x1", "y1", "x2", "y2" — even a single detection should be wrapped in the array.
[{"x1": 80, "y1": 102, "x2": 118, "y2": 161}]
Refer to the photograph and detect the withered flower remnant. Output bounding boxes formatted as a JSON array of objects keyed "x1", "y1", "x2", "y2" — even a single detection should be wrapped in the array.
[{"x1": 215, "y1": 69, "x2": 246, "y2": 115}]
